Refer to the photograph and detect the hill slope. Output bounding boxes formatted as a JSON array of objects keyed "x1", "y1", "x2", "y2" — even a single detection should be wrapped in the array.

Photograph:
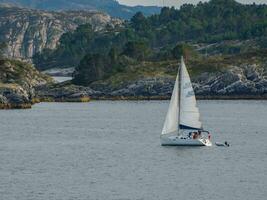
[{"x1": 33, "y1": 0, "x2": 267, "y2": 70}]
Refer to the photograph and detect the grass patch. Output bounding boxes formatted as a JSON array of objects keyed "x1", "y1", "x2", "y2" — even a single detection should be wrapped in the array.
[{"x1": 93, "y1": 60, "x2": 178, "y2": 88}]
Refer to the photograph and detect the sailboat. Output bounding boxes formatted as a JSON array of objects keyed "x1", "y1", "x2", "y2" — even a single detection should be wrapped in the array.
[{"x1": 161, "y1": 57, "x2": 212, "y2": 146}]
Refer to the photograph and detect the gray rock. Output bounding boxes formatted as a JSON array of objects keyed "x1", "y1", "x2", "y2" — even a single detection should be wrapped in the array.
[
  {"x1": 0, "y1": 6, "x2": 122, "y2": 60},
  {"x1": 0, "y1": 59, "x2": 51, "y2": 108},
  {"x1": 0, "y1": 94, "x2": 7, "y2": 104},
  {"x1": 0, "y1": 85, "x2": 31, "y2": 106}
]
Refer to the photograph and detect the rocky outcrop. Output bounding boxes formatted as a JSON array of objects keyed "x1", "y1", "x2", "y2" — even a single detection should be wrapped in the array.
[
  {"x1": 193, "y1": 64, "x2": 267, "y2": 97},
  {"x1": 0, "y1": 59, "x2": 52, "y2": 109},
  {"x1": 0, "y1": 84, "x2": 33, "y2": 109},
  {"x1": 89, "y1": 69, "x2": 267, "y2": 99},
  {"x1": 35, "y1": 63, "x2": 267, "y2": 101},
  {"x1": 0, "y1": 5, "x2": 122, "y2": 60},
  {"x1": 35, "y1": 82, "x2": 94, "y2": 102}
]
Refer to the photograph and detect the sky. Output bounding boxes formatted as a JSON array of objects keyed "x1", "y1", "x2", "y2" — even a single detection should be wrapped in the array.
[{"x1": 118, "y1": 0, "x2": 267, "y2": 7}]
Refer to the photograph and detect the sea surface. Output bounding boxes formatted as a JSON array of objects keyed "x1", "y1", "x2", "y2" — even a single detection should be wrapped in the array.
[{"x1": 0, "y1": 101, "x2": 266, "y2": 200}]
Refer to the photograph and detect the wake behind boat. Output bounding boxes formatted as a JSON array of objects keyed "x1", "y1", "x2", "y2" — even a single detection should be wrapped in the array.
[
  {"x1": 215, "y1": 141, "x2": 230, "y2": 147},
  {"x1": 161, "y1": 57, "x2": 212, "y2": 146}
]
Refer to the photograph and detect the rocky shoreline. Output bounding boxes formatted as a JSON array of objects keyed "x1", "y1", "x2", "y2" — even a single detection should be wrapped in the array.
[
  {"x1": 33, "y1": 62, "x2": 267, "y2": 104},
  {"x1": 1, "y1": 55, "x2": 267, "y2": 109},
  {"x1": 34, "y1": 73, "x2": 267, "y2": 104},
  {"x1": 2, "y1": 85, "x2": 267, "y2": 110}
]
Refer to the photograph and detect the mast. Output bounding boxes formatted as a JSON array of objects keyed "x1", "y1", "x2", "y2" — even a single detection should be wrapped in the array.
[{"x1": 177, "y1": 56, "x2": 182, "y2": 135}]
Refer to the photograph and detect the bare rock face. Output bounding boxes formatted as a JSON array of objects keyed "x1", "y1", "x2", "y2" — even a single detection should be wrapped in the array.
[
  {"x1": 0, "y1": 84, "x2": 31, "y2": 108},
  {"x1": 0, "y1": 5, "x2": 122, "y2": 60},
  {"x1": 194, "y1": 64, "x2": 267, "y2": 97}
]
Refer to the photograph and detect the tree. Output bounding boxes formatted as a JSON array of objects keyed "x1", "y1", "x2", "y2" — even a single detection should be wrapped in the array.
[
  {"x1": 0, "y1": 42, "x2": 7, "y2": 59},
  {"x1": 122, "y1": 41, "x2": 151, "y2": 61},
  {"x1": 108, "y1": 47, "x2": 118, "y2": 64},
  {"x1": 172, "y1": 43, "x2": 197, "y2": 60},
  {"x1": 73, "y1": 53, "x2": 107, "y2": 85},
  {"x1": 131, "y1": 12, "x2": 147, "y2": 31}
]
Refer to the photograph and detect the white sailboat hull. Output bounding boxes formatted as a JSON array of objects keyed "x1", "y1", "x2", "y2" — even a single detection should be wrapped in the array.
[{"x1": 161, "y1": 135, "x2": 212, "y2": 146}]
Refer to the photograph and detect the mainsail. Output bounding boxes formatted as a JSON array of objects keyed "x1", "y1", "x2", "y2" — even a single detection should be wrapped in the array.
[
  {"x1": 179, "y1": 57, "x2": 202, "y2": 130},
  {"x1": 161, "y1": 57, "x2": 202, "y2": 135}
]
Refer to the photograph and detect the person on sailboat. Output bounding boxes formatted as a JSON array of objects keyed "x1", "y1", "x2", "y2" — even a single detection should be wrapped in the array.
[
  {"x1": 198, "y1": 130, "x2": 201, "y2": 138},
  {"x1": 208, "y1": 132, "x2": 211, "y2": 140}
]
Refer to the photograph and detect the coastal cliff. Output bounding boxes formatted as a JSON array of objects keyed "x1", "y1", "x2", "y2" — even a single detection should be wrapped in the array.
[{"x1": 0, "y1": 5, "x2": 121, "y2": 60}]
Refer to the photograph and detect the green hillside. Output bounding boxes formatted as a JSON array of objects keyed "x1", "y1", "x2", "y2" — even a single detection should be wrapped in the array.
[{"x1": 32, "y1": 0, "x2": 267, "y2": 86}]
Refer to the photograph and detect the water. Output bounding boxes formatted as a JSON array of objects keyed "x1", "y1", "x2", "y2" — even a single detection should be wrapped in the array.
[
  {"x1": 52, "y1": 76, "x2": 72, "y2": 83},
  {"x1": 0, "y1": 101, "x2": 266, "y2": 200}
]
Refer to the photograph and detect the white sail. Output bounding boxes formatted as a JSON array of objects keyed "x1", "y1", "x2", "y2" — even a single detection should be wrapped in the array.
[
  {"x1": 179, "y1": 57, "x2": 202, "y2": 130},
  {"x1": 161, "y1": 73, "x2": 179, "y2": 135}
]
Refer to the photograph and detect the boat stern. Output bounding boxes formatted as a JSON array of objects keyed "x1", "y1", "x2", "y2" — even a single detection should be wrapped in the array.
[
  {"x1": 161, "y1": 135, "x2": 212, "y2": 146},
  {"x1": 199, "y1": 138, "x2": 212, "y2": 146}
]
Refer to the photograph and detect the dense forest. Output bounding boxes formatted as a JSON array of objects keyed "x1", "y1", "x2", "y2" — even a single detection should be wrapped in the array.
[{"x1": 33, "y1": 0, "x2": 267, "y2": 85}]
